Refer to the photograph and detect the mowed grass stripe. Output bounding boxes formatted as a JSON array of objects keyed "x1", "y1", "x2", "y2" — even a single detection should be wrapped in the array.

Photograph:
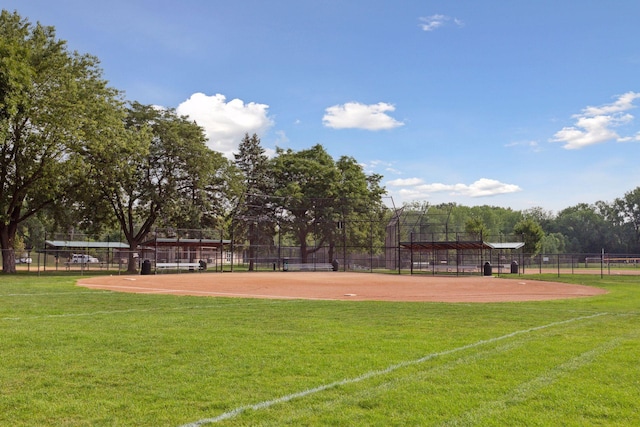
[
  {"x1": 438, "y1": 335, "x2": 626, "y2": 426},
  {"x1": 1, "y1": 300, "x2": 304, "y2": 322},
  {"x1": 180, "y1": 313, "x2": 607, "y2": 426},
  {"x1": 202, "y1": 311, "x2": 636, "y2": 426},
  {"x1": 242, "y1": 313, "x2": 628, "y2": 426}
]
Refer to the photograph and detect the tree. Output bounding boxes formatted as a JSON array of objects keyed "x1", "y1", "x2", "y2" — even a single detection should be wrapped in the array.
[
  {"x1": 86, "y1": 103, "x2": 230, "y2": 273},
  {"x1": 551, "y1": 203, "x2": 609, "y2": 253},
  {"x1": 271, "y1": 146, "x2": 385, "y2": 264},
  {"x1": 464, "y1": 217, "x2": 487, "y2": 240},
  {"x1": 539, "y1": 232, "x2": 567, "y2": 254},
  {"x1": 0, "y1": 11, "x2": 121, "y2": 273},
  {"x1": 522, "y1": 206, "x2": 555, "y2": 231},
  {"x1": 615, "y1": 187, "x2": 640, "y2": 252},
  {"x1": 447, "y1": 205, "x2": 522, "y2": 238},
  {"x1": 233, "y1": 133, "x2": 275, "y2": 270},
  {"x1": 330, "y1": 156, "x2": 386, "y2": 263},
  {"x1": 271, "y1": 145, "x2": 339, "y2": 263},
  {"x1": 513, "y1": 218, "x2": 545, "y2": 255}
]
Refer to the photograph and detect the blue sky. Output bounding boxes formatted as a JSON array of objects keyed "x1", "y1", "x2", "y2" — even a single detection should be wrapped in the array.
[{"x1": 6, "y1": 1, "x2": 640, "y2": 212}]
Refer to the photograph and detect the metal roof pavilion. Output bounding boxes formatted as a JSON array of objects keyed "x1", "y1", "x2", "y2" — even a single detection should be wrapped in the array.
[
  {"x1": 45, "y1": 240, "x2": 130, "y2": 249},
  {"x1": 399, "y1": 241, "x2": 524, "y2": 251},
  {"x1": 139, "y1": 237, "x2": 231, "y2": 248}
]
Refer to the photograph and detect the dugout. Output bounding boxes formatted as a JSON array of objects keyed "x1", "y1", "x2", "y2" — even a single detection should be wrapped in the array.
[
  {"x1": 400, "y1": 238, "x2": 524, "y2": 275},
  {"x1": 139, "y1": 236, "x2": 232, "y2": 272},
  {"x1": 42, "y1": 240, "x2": 131, "y2": 270}
]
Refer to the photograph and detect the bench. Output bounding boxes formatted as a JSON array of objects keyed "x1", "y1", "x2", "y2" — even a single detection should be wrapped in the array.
[
  {"x1": 156, "y1": 262, "x2": 205, "y2": 272},
  {"x1": 284, "y1": 263, "x2": 336, "y2": 272},
  {"x1": 412, "y1": 263, "x2": 477, "y2": 272}
]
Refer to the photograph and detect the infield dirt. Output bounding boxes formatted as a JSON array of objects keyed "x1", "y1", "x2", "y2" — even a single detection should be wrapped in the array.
[{"x1": 77, "y1": 272, "x2": 607, "y2": 302}]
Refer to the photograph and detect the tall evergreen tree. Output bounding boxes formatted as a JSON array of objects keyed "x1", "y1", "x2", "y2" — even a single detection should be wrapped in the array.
[{"x1": 233, "y1": 134, "x2": 275, "y2": 270}]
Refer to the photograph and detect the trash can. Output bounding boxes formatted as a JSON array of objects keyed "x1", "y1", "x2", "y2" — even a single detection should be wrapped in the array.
[
  {"x1": 199, "y1": 260, "x2": 207, "y2": 271},
  {"x1": 331, "y1": 259, "x2": 339, "y2": 271},
  {"x1": 141, "y1": 259, "x2": 151, "y2": 275},
  {"x1": 483, "y1": 262, "x2": 492, "y2": 276},
  {"x1": 283, "y1": 258, "x2": 289, "y2": 272},
  {"x1": 510, "y1": 261, "x2": 518, "y2": 274}
]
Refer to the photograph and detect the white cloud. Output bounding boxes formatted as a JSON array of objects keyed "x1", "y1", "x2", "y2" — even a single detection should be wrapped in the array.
[
  {"x1": 358, "y1": 160, "x2": 398, "y2": 175},
  {"x1": 388, "y1": 177, "x2": 424, "y2": 186},
  {"x1": 582, "y1": 92, "x2": 640, "y2": 116},
  {"x1": 323, "y1": 102, "x2": 404, "y2": 130},
  {"x1": 550, "y1": 92, "x2": 640, "y2": 149},
  {"x1": 505, "y1": 140, "x2": 541, "y2": 152},
  {"x1": 456, "y1": 179, "x2": 522, "y2": 197},
  {"x1": 419, "y1": 14, "x2": 464, "y2": 32},
  {"x1": 621, "y1": 131, "x2": 640, "y2": 142},
  {"x1": 389, "y1": 178, "x2": 522, "y2": 199},
  {"x1": 176, "y1": 92, "x2": 274, "y2": 157}
]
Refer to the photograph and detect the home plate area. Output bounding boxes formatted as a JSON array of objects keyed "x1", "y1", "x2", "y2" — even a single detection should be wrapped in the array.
[{"x1": 77, "y1": 272, "x2": 606, "y2": 302}]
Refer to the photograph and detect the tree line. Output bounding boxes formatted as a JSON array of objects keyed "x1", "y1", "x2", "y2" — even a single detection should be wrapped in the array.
[
  {"x1": 401, "y1": 196, "x2": 640, "y2": 257},
  {"x1": 2, "y1": 11, "x2": 639, "y2": 273}
]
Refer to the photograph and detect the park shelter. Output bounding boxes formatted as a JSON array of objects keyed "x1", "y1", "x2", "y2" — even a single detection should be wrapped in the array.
[
  {"x1": 139, "y1": 237, "x2": 232, "y2": 267},
  {"x1": 400, "y1": 238, "x2": 525, "y2": 275}
]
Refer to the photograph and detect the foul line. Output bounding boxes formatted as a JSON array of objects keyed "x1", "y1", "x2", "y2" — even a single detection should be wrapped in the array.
[{"x1": 179, "y1": 312, "x2": 608, "y2": 426}]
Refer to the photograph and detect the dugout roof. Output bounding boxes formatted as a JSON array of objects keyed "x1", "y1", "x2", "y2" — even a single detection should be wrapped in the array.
[
  {"x1": 140, "y1": 237, "x2": 231, "y2": 248},
  {"x1": 400, "y1": 241, "x2": 524, "y2": 251},
  {"x1": 45, "y1": 240, "x2": 130, "y2": 249}
]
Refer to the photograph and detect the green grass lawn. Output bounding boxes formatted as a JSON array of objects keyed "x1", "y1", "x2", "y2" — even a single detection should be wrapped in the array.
[{"x1": 1, "y1": 273, "x2": 638, "y2": 426}]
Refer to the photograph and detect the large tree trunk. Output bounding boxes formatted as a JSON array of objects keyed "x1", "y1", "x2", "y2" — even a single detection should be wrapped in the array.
[
  {"x1": 328, "y1": 241, "x2": 335, "y2": 265},
  {"x1": 127, "y1": 241, "x2": 140, "y2": 274},
  {"x1": 299, "y1": 231, "x2": 308, "y2": 263},
  {"x1": 1, "y1": 225, "x2": 17, "y2": 274}
]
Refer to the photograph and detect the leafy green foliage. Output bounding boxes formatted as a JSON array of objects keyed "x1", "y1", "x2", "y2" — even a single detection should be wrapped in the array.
[
  {"x1": 85, "y1": 103, "x2": 232, "y2": 272},
  {"x1": 0, "y1": 10, "x2": 121, "y2": 272},
  {"x1": 271, "y1": 145, "x2": 386, "y2": 262},
  {"x1": 514, "y1": 218, "x2": 545, "y2": 255},
  {"x1": 551, "y1": 203, "x2": 614, "y2": 253},
  {"x1": 615, "y1": 187, "x2": 640, "y2": 248}
]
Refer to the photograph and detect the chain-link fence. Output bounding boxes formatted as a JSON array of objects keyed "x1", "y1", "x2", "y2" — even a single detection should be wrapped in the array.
[{"x1": 8, "y1": 227, "x2": 640, "y2": 276}]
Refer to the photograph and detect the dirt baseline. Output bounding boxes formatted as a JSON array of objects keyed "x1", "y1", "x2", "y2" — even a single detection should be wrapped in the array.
[{"x1": 77, "y1": 272, "x2": 606, "y2": 302}]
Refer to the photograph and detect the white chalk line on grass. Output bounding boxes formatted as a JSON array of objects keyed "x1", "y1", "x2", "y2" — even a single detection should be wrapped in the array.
[
  {"x1": 288, "y1": 329, "x2": 541, "y2": 419},
  {"x1": 178, "y1": 312, "x2": 609, "y2": 427}
]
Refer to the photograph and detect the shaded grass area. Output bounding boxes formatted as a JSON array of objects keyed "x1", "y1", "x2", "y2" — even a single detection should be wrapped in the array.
[{"x1": 1, "y1": 274, "x2": 638, "y2": 426}]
